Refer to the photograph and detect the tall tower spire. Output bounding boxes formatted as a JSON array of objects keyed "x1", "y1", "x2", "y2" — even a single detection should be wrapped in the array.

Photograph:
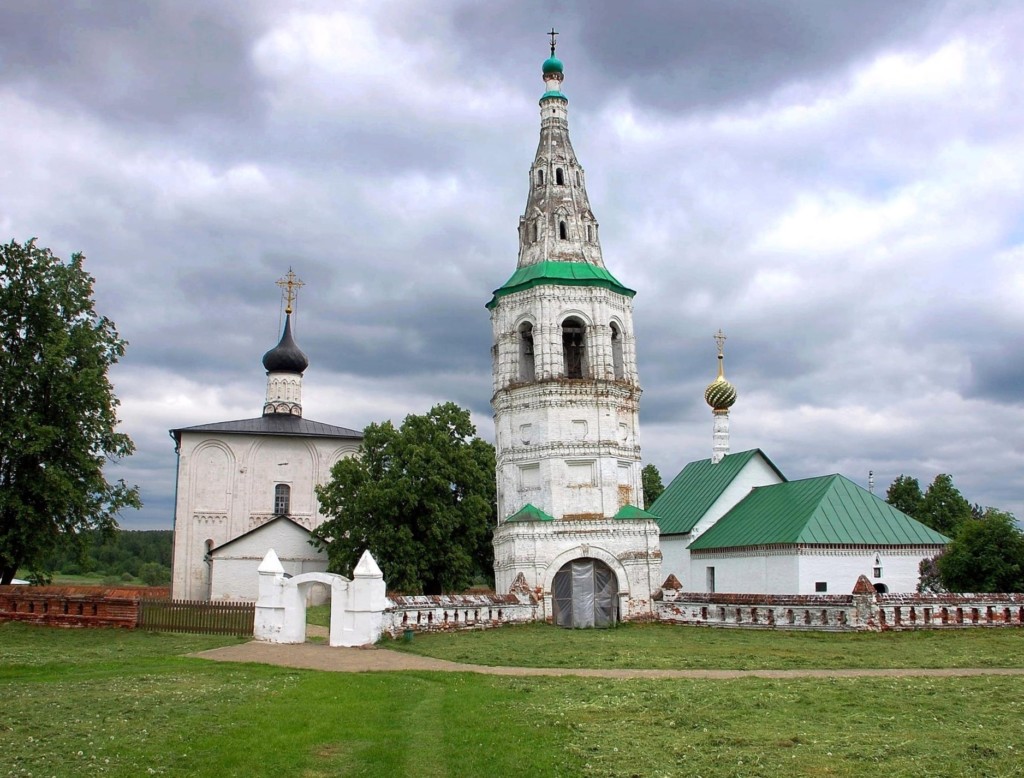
[
  {"x1": 490, "y1": 39, "x2": 659, "y2": 620},
  {"x1": 516, "y1": 34, "x2": 604, "y2": 270},
  {"x1": 262, "y1": 270, "x2": 309, "y2": 417},
  {"x1": 704, "y1": 329, "x2": 738, "y2": 464}
]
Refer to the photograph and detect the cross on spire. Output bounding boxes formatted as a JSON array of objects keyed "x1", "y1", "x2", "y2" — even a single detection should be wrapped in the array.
[
  {"x1": 276, "y1": 268, "x2": 305, "y2": 315},
  {"x1": 548, "y1": 27, "x2": 558, "y2": 56},
  {"x1": 713, "y1": 328, "x2": 727, "y2": 357}
]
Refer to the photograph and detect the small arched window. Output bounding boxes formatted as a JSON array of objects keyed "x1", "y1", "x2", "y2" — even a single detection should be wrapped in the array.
[
  {"x1": 274, "y1": 484, "x2": 291, "y2": 516},
  {"x1": 537, "y1": 169, "x2": 544, "y2": 186},
  {"x1": 576, "y1": 171, "x2": 582, "y2": 186},
  {"x1": 586, "y1": 225, "x2": 592, "y2": 242},
  {"x1": 562, "y1": 317, "x2": 586, "y2": 378},
  {"x1": 518, "y1": 322, "x2": 535, "y2": 381},
  {"x1": 556, "y1": 168, "x2": 565, "y2": 185},
  {"x1": 559, "y1": 221, "x2": 568, "y2": 240},
  {"x1": 610, "y1": 323, "x2": 624, "y2": 380},
  {"x1": 532, "y1": 221, "x2": 539, "y2": 242}
]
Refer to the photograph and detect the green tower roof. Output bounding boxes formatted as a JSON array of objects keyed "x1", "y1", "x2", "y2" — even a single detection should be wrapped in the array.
[
  {"x1": 505, "y1": 503, "x2": 555, "y2": 523},
  {"x1": 486, "y1": 261, "x2": 635, "y2": 309}
]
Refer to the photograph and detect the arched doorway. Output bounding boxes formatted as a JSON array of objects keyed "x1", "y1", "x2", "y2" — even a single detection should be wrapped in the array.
[{"x1": 552, "y1": 558, "x2": 618, "y2": 628}]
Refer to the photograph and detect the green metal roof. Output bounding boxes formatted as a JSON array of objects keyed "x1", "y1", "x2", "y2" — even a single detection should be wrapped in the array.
[
  {"x1": 540, "y1": 90, "x2": 568, "y2": 103},
  {"x1": 689, "y1": 474, "x2": 951, "y2": 551},
  {"x1": 613, "y1": 504, "x2": 660, "y2": 520},
  {"x1": 505, "y1": 503, "x2": 555, "y2": 523},
  {"x1": 649, "y1": 449, "x2": 784, "y2": 536},
  {"x1": 486, "y1": 261, "x2": 635, "y2": 309}
]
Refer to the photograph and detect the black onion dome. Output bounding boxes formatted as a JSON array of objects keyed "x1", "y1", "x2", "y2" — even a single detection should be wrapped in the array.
[{"x1": 262, "y1": 315, "x2": 309, "y2": 374}]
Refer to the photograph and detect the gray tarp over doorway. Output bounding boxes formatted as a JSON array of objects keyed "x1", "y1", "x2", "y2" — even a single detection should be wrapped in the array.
[{"x1": 552, "y1": 558, "x2": 617, "y2": 628}]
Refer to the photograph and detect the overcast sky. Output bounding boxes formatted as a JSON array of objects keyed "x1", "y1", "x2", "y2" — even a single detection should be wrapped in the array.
[{"x1": 2, "y1": 1, "x2": 1022, "y2": 530}]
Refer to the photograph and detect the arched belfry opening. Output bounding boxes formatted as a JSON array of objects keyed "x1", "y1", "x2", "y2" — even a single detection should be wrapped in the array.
[
  {"x1": 518, "y1": 322, "x2": 535, "y2": 381},
  {"x1": 562, "y1": 317, "x2": 587, "y2": 378},
  {"x1": 537, "y1": 169, "x2": 544, "y2": 186},
  {"x1": 556, "y1": 167, "x2": 565, "y2": 185},
  {"x1": 559, "y1": 221, "x2": 568, "y2": 240},
  {"x1": 552, "y1": 558, "x2": 618, "y2": 628},
  {"x1": 610, "y1": 323, "x2": 624, "y2": 380}
]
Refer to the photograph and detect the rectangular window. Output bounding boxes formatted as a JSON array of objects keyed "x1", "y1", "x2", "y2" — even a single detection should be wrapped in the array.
[
  {"x1": 815, "y1": 581, "x2": 828, "y2": 593},
  {"x1": 706, "y1": 567, "x2": 716, "y2": 593},
  {"x1": 519, "y1": 463, "x2": 540, "y2": 490},
  {"x1": 566, "y1": 460, "x2": 595, "y2": 486},
  {"x1": 274, "y1": 484, "x2": 291, "y2": 515},
  {"x1": 873, "y1": 566, "x2": 882, "y2": 578}
]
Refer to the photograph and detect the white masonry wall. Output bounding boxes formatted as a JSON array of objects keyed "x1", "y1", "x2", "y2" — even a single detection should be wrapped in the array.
[
  {"x1": 690, "y1": 545, "x2": 944, "y2": 594},
  {"x1": 171, "y1": 430, "x2": 359, "y2": 600},
  {"x1": 493, "y1": 518, "x2": 662, "y2": 619},
  {"x1": 491, "y1": 284, "x2": 643, "y2": 522}
]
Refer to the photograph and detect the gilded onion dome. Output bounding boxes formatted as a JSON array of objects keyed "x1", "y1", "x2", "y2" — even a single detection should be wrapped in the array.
[{"x1": 704, "y1": 330, "x2": 737, "y2": 412}]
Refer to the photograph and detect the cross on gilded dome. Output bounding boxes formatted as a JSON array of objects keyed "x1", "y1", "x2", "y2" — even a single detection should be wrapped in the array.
[
  {"x1": 275, "y1": 268, "x2": 305, "y2": 315},
  {"x1": 713, "y1": 328, "x2": 727, "y2": 357}
]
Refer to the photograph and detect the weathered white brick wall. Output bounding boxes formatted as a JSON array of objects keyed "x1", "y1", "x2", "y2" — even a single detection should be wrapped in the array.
[
  {"x1": 493, "y1": 518, "x2": 662, "y2": 620},
  {"x1": 171, "y1": 431, "x2": 359, "y2": 600}
]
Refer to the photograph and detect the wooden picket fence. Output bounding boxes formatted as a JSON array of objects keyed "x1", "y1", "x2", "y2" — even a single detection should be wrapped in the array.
[{"x1": 137, "y1": 598, "x2": 255, "y2": 637}]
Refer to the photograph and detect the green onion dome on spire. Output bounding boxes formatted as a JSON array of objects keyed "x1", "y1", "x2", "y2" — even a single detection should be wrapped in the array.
[{"x1": 542, "y1": 55, "x2": 563, "y2": 75}]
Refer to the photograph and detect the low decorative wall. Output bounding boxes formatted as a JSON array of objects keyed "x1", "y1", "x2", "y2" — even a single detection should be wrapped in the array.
[
  {"x1": 382, "y1": 592, "x2": 538, "y2": 638},
  {"x1": 656, "y1": 586, "x2": 1024, "y2": 632},
  {"x1": 0, "y1": 586, "x2": 141, "y2": 628}
]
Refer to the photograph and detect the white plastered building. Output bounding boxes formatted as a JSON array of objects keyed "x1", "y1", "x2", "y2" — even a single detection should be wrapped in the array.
[
  {"x1": 649, "y1": 344, "x2": 949, "y2": 595},
  {"x1": 170, "y1": 310, "x2": 361, "y2": 600}
]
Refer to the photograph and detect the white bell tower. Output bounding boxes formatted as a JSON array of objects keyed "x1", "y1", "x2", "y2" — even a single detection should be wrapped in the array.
[{"x1": 489, "y1": 35, "x2": 660, "y2": 623}]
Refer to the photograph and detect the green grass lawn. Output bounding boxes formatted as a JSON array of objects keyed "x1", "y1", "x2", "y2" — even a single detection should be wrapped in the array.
[
  {"x1": 387, "y1": 621, "x2": 1024, "y2": 670},
  {"x1": 5, "y1": 622, "x2": 1023, "y2": 777}
]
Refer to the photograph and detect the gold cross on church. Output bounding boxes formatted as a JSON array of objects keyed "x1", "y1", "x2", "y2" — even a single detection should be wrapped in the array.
[
  {"x1": 276, "y1": 268, "x2": 305, "y2": 315},
  {"x1": 713, "y1": 328, "x2": 727, "y2": 357}
]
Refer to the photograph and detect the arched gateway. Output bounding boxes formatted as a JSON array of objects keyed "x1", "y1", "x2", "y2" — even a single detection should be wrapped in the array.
[{"x1": 552, "y1": 558, "x2": 618, "y2": 628}]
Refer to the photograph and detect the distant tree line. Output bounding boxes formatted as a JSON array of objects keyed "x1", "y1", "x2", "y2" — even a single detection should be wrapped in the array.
[
  {"x1": 886, "y1": 474, "x2": 1023, "y2": 593},
  {"x1": 39, "y1": 529, "x2": 172, "y2": 586}
]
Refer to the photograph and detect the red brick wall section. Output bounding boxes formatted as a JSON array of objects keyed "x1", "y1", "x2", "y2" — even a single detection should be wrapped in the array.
[{"x1": 0, "y1": 586, "x2": 141, "y2": 628}]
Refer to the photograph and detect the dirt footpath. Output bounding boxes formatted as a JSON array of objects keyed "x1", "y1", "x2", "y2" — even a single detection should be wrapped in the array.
[{"x1": 190, "y1": 640, "x2": 1024, "y2": 679}]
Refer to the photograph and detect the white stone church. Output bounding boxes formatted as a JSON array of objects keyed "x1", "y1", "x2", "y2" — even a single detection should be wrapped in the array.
[
  {"x1": 170, "y1": 281, "x2": 362, "y2": 602},
  {"x1": 172, "y1": 40, "x2": 947, "y2": 615}
]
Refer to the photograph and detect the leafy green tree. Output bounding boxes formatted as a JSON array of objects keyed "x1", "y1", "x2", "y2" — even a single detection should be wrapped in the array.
[
  {"x1": 313, "y1": 402, "x2": 496, "y2": 595},
  {"x1": 938, "y1": 509, "x2": 1024, "y2": 592},
  {"x1": 0, "y1": 239, "x2": 140, "y2": 584},
  {"x1": 886, "y1": 474, "x2": 924, "y2": 519},
  {"x1": 641, "y1": 463, "x2": 664, "y2": 507},
  {"x1": 919, "y1": 473, "x2": 972, "y2": 536}
]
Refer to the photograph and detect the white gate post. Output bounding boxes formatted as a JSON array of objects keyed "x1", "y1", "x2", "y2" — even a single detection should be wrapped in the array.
[
  {"x1": 334, "y1": 550, "x2": 387, "y2": 647},
  {"x1": 254, "y1": 549, "x2": 286, "y2": 642}
]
